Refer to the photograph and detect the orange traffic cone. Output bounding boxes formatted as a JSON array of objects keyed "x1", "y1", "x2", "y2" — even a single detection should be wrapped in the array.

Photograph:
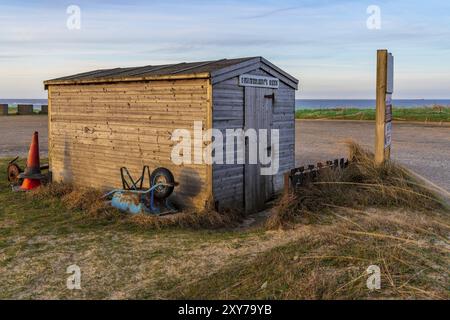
[{"x1": 20, "y1": 131, "x2": 44, "y2": 190}]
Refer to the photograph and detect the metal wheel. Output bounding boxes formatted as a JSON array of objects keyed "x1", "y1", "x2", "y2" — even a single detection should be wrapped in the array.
[
  {"x1": 150, "y1": 167, "x2": 175, "y2": 199},
  {"x1": 7, "y1": 163, "x2": 22, "y2": 184}
]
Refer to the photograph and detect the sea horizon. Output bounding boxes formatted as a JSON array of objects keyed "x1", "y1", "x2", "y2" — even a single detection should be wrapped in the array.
[{"x1": 2, "y1": 98, "x2": 450, "y2": 110}]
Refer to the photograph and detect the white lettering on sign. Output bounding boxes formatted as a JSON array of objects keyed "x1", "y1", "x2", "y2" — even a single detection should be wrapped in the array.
[
  {"x1": 385, "y1": 121, "x2": 392, "y2": 148},
  {"x1": 239, "y1": 74, "x2": 279, "y2": 89},
  {"x1": 385, "y1": 93, "x2": 393, "y2": 122}
]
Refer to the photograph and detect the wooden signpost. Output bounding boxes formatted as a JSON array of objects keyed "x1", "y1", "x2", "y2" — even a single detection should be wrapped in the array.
[{"x1": 375, "y1": 49, "x2": 394, "y2": 164}]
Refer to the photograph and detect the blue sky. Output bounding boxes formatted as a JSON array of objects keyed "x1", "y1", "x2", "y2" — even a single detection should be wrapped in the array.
[{"x1": 1, "y1": 0, "x2": 450, "y2": 98}]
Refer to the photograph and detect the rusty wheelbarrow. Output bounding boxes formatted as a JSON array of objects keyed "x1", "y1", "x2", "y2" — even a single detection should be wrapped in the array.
[{"x1": 102, "y1": 166, "x2": 178, "y2": 215}]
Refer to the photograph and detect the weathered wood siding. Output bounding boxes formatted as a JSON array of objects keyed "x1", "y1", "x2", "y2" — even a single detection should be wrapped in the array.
[
  {"x1": 245, "y1": 69, "x2": 295, "y2": 193},
  {"x1": 48, "y1": 79, "x2": 211, "y2": 210},
  {"x1": 212, "y1": 77, "x2": 245, "y2": 210},
  {"x1": 272, "y1": 77, "x2": 296, "y2": 191},
  {"x1": 212, "y1": 68, "x2": 295, "y2": 210}
]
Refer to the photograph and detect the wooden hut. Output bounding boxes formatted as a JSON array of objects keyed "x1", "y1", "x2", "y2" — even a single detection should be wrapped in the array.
[{"x1": 44, "y1": 57, "x2": 298, "y2": 213}]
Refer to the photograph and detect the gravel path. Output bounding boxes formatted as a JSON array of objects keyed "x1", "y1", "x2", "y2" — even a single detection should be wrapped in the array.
[{"x1": 0, "y1": 116, "x2": 448, "y2": 191}]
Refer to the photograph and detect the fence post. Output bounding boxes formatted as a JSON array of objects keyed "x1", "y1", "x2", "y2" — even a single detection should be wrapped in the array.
[
  {"x1": 284, "y1": 172, "x2": 291, "y2": 194},
  {"x1": 0, "y1": 104, "x2": 8, "y2": 116},
  {"x1": 17, "y1": 104, "x2": 34, "y2": 115},
  {"x1": 375, "y1": 49, "x2": 394, "y2": 165}
]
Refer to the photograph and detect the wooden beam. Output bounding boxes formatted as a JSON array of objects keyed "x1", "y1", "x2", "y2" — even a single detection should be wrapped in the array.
[
  {"x1": 260, "y1": 57, "x2": 299, "y2": 86},
  {"x1": 44, "y1": 72, "x2": 211, "y2": 89}
]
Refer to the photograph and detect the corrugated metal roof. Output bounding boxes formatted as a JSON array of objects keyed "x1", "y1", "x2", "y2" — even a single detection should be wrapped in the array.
[
  {"x1": 46, "y1": 57, "x2": 257, "y2": 82},
  {"x1": 44, "y1": 57, "x2": 299, "y2": 89}
]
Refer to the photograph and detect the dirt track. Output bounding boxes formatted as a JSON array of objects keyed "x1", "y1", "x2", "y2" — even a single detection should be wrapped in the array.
[{"x1": 0, "y1": 116, "x2": 448, "y2": 191}]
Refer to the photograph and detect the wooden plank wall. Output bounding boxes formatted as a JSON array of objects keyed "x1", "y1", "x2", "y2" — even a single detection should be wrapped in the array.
[
  {"x1": 212, "y1": 76, "x2": 245, "y2": 210},
  {"x1": 245, "y1": 69, "x2": 295, "y2": 197},
  {"x1": 48, "y1": 79, "x2": 211, "y2": 210},
  {"x1": 272, "y1": 78, "x2": 296, "y2": 192},
  {"x1": 212, "y1": 68, "x2": 295, "y2": 211}
]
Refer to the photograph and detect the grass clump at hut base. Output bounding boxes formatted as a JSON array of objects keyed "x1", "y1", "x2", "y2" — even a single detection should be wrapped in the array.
[
  {"x1": 128, "y1": 208, "x2": 242, "y2": 230},
  {"x1": 29, "y1": 183, "x2": 242, "y2": 230},
  {"x1": 267, "y1": 141, "x2": 447, "y2": 229},
  {"x1": 29, "y1": 183, "x2": 120, "y2": 220}
]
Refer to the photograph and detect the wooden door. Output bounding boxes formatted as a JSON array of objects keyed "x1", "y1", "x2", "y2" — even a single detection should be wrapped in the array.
[{"x1": 244, "y1": 87, "x2": 274, "y2": 213}]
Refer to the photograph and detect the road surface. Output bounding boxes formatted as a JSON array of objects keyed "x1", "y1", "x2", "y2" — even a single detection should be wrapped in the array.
[
  {"x1": 0, "y1": 115, "x2": 48, "y2": 158},
  {"x1": 296, "y1": 120, "x2": 450, "y2": 191}
]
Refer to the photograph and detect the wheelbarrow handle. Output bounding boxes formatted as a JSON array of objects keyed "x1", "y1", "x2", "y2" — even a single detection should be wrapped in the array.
[{"x1": 101, "y1": 182, "x2": 171, "y2": 199}]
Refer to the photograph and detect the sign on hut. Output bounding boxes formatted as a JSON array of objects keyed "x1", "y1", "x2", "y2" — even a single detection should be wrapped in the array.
[{"x1": 44, "y1": 57, "x2": 298, "y2": 213}]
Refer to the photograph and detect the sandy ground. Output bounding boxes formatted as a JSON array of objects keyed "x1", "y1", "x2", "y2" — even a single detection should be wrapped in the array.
[{"x1": 0, "y1": 116, "x2": 448, "y2": 191}]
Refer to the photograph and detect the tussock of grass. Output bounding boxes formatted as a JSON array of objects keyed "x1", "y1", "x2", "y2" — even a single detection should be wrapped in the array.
[
  {"x1": 128, "y1": 209, "x2": 242, "y2": 230},
  {"x1": 267, "y1": 141, "x2": 446, "y2": 229},
  {"x1": 29, "y1": 182, "x2": 120, "y2": 219},
  {"x1": 28, "y1": 182, "x2": 73, "y2": 200},
  {"x1": 29, "y1": 183, "x2": 242, "y2": 229}
]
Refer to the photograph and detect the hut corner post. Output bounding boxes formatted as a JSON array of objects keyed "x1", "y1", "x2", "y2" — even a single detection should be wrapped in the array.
[{"x1": 375, "y1": 49, "x2": 393, "y2": 165}]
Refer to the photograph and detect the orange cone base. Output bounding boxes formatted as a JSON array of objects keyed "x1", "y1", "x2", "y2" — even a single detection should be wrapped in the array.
[{"x1": 20, "y1": 178, "x2": 41, "y2": 191}]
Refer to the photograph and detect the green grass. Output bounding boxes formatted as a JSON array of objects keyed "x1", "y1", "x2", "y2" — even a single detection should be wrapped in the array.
[
  {"x1": 0, "y1": 157, "x2": 448, "y2": 299},
  {"x1": 7, "y1": 106, "x2": 17, "y2": 114},
  {"x1": 296, "y1": 106, "x2": 450, "y2": 122},
  {"x1": 0, "y1": 157, "x2": 264, "y2": 299}
]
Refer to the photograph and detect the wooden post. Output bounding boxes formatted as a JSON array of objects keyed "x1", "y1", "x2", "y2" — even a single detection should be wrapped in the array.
[
  {"x1": 0, "y1": 104, "x2": 8, "y2": 115},
  {"x1": 375, "y1": 50, "x2": 393, "y2": 164},
  {"x1": 17, "y1": 104, "x2": 34, "y2": 115},
  {"x1": 284, "y1": 171, "x2": 291, "y2": 194}
]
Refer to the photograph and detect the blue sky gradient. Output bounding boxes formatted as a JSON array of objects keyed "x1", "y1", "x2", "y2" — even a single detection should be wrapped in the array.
[{"x1": 1, "y1": 0, "x2": 449, "y2": 98}]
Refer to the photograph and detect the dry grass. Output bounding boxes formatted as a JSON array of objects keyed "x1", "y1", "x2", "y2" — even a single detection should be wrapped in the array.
[
  {"x1": 180, "y1": 142, "x2": 450, "y2": 299},
  {"x1": 267, "y1": 141, "x2": 447, "y2": 229},
  {"x1": 127, "y1": 208, "x2": 243, "y2": 230},
  {"x1": 29, "y1": 183, "x2": 242, "y2": 229},
  {"x1": 29, "y1": 182, "x2": 119, "y2": 219},
  {"x1": 2, "y1": 155, "x2": 449, "y2": 299},
  {"x1": 175, "y1": 207, "x2": 449, "y2": 299}
]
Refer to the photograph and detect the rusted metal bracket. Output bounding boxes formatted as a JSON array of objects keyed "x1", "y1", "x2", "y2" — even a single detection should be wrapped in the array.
[{"x1": 284, "y1": 158, "x2": 350, "y2": 193}]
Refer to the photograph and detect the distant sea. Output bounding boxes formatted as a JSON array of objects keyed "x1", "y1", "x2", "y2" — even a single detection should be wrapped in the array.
[
  {"x1": 2, "y1": 98, "x2": 450, "y2": 110},
  {"x1": 296, "y1": 99, "x2": 450, "y2": 109}
]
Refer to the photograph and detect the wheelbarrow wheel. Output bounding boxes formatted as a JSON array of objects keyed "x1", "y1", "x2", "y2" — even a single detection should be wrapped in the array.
[
  {"x1": 7, "y1": 163, "x2": 22, "y2": 184},
  {"x1": 150, "y1": 167, "x2": 175, "y2": 199}
]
